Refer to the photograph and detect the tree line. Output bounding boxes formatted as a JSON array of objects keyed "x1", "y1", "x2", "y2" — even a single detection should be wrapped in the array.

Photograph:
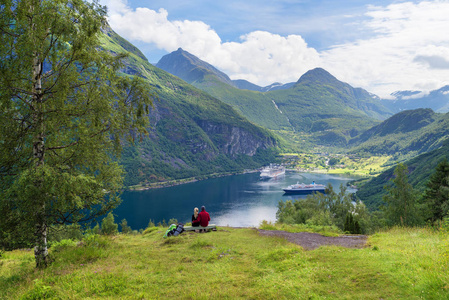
[{"x1": 277, "y1": 159, "x2": 449, "y2": 233}]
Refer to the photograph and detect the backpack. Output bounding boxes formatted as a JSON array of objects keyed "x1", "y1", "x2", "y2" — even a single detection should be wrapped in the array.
[
  {"x1": 163, "y1": 224, "x2": 177, "y2": 238},
  {"x1": 173, "y1": 223, "x2": 184, "y2": 236}
]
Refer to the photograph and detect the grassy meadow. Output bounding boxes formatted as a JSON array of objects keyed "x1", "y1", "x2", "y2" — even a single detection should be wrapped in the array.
[{"x1": 1, "y1": 226, "x2": 448, "y2": 299}]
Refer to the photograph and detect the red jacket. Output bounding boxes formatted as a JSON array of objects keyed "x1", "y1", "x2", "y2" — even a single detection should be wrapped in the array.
[{"x1": 198, "y1": 210, "x2": 210, "y2": 227}]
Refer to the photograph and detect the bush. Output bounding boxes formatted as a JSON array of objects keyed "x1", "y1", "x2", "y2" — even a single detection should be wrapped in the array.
[
  {"x1": 147, "y1": 219, "x2": 155, "y2": 228},
  {"x1": 51, "y1": 239, "x2": 77, "y2": 252},
  {"x1": 101, "y1": 212, "x2": 118, "y2": 235},
  {"x1": 120, "y1": 219, "x2": 132, "y2": 234},
  {"x1": 94, "y1": 222, "x2": 101, "y2": 235},
  {"x1": 48, "y1": 224, "x2": 84, "y2": 245},
  {"x1": 276, "y1": 184, "x2": 371, "y2": 233},
  {"x1": 168, "y1": 218, "x2": 178, "y2": 226},
  {"x1": 259, "y1": 220, "x2": 277, "y2": 230}
]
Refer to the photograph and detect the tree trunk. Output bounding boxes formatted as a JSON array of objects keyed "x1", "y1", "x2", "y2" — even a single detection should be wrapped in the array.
[
  {"x1": 34, "y1": 220, "x2": 48, "y2": 268},
  {"x1": 32, "y1": 37, "x2": 48, "y2": 267}
]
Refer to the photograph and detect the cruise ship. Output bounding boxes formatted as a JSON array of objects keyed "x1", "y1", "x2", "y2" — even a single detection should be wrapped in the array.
[
  {"x1": 282, "y1": 181, "x2": 326, "y2": 194},
  {"x1": 260, "y1": 164, "x2": 285, "y2": 180}
]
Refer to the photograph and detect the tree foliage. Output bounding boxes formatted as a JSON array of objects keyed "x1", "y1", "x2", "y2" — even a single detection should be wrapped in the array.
[
  {"x1": 0, "y1": 0, "x2": 153, "y2": 267},
  {"x1": 120, "y1": 218, "x2": 132, "y2": 234},
  {"x1": 101, "y1": 212, "x2": 118, "y2": 235},
  {"x1": 276, "y1": 184, "x2": 370, "y2": 233},
  {"x1": 382, "y1": 163, "x2": 422, "y2": 226},
  {"x1": 423, "y1": 158, "x2": 449, "y2": 222}
]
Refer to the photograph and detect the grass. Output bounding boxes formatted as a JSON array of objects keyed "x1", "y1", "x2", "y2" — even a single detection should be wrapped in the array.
[
  {"x1": 259, "y1": 221, "x2": 342, "y2": 237},
  {"x1": 1, "y1": 226, "x2": 448, "y2": 299}
]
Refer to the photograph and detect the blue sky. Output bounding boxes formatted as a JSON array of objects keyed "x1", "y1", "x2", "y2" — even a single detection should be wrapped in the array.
[{"x1": 101, "y1": 0, "x2": 449, "y2": 98}]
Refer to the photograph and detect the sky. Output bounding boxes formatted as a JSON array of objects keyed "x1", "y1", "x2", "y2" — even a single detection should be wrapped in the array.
[{"x1": 100, "y1": 0, "x2": 449, "y2": 98}]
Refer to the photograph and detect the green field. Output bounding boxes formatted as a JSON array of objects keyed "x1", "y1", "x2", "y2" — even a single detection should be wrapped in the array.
[
  {"x1": 1, "y1": 226, "x2": 448, "y2": 299},
  {"x1": 280, "y1": 153, "x2": 393, "y2": 177}
]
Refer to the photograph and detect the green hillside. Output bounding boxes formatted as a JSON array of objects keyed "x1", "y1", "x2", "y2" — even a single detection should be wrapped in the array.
[
  {"x1": 356, "y1": 139, "x2": 449, "y2": 210},
  {"x1": 100, "y1": 27, "x2": 278, "y2": 186},
  {"x1": 193, "y1": 74, "x2": 294, "y2": 131},
  {"x1": 2, "y1": 227, "x2": 448, "y2": 299},
  {"x1": 349, "y1": 109, "x2": 449, "y2": 159},
  {"x1": 268, "y1": 69, "x2": 389, "y2": 146}
]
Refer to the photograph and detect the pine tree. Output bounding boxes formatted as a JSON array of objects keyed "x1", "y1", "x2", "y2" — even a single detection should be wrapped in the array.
[
  {"x1": 349, "y1": 213, "x2": 355, "y2": 234},
  {"x1": 354, "y1": 221, "x2": 361, "y2": 234},
  {"x1": 0, "y1": 0, "x2": 153, "y2": 267},
  {"x1": 383, "y1": 163, "x2": 421, "y2": 226},
  {"x1": 344, "y1": 214, "x2": 350, "y2": 232},
  {"x1": 424, "y1": 159, "x2": 449, "y2": 222}
]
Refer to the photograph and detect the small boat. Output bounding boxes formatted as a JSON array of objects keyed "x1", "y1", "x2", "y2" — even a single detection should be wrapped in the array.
[
  {"x1": 283, "y1": 181, "x2": 326, "y2": 194},
  {"x1": 260, "y1": 164, "x2": 285, "y2": 180}
]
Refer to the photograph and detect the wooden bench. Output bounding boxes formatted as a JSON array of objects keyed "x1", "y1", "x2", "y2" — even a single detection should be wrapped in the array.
[{"x1": 183, "y1": 224, "x2": 217, "y2": 232}]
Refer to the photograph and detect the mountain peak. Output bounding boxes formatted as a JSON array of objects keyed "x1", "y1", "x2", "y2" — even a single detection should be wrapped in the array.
[
  {"x1": 156, "y1": 49, "x2": 234, "y2": 86},
  {"x1": 296, "y1": 68, "x2": 339, "y2": 86}
]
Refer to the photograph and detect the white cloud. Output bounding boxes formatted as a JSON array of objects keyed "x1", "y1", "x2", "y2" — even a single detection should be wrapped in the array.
[
  {"x1": 102, "y1": 0, "x2": 449, "y2": 97},
  {"x1": 322, "y1": 1, "x2": 449, "y2": 97},
  {"x1": 102, "y1": 0, "x2": 321, "y2": 87}
]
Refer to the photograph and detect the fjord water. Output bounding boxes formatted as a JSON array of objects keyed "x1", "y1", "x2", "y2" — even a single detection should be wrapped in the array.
[{"x1": 115, "y1": 172, "x2": 357, "y2": 229}]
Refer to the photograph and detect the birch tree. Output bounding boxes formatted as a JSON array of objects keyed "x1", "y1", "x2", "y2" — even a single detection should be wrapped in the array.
[{"x1": 0, "y1": 0, "x2": 153, "y2": 267}]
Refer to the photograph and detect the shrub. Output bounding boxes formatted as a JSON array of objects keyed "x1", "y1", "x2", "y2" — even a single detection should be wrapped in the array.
[
  {"x1": 101, "y1": 212, "x2": 118, "y2": 235},
  {"x1": 48, "y1": 224, "x2": 83, "y2": 243},
  {"x1": 51, "y1": 239, "x2": 77, "y2": 252},
  {"x1": 92, "y1": 222, "x2": 101, "y2": 235},
  {"x1": 120, "y1": 219, "x2": 132, "y2": 234},
  {"x1": 259, "y1": 220, "x2": 277, "y2": 230},
  {"x1": 168, "y1": 218, "x2": 178, "y2": 226}
]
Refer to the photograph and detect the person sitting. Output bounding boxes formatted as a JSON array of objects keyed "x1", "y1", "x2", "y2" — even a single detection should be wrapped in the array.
[
  {"x1": 197, "y1": 205, "x2": 210, "y2": 232},
  {"x1": 191, "y1": 207, "x2": 200, "y2": 227}
]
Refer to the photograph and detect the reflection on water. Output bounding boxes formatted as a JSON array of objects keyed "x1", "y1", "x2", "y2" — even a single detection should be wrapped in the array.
[{"x1": 114, "y1": 171, "x2": 357, "y2": 229}]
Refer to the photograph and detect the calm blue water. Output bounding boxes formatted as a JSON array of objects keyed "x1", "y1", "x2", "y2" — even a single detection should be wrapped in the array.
[{"x1": 114, "y1": 171, "x2": 357, "y2": 229}]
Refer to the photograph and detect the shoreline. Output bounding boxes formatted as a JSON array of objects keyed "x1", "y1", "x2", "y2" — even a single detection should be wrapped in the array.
[
  {"x1": 126, "y1": 169, "x2": 259, "y2": 191},
  {"x1": 126, "y1": 167, "x2": 368, "y2": 192}
]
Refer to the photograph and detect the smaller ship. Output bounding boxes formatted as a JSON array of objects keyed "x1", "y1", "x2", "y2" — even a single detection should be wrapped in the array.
[
  {"x1": 283, "y1": 181, "x2": 326, "y2": 194},
  {"x1": 260, "y1": 164, "x2": 285, "y2": 180}
]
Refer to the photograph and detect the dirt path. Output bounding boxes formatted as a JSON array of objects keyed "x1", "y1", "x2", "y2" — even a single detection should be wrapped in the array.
[{"x1": 258, "y1": 230, "x2": 368, "y2": 250}]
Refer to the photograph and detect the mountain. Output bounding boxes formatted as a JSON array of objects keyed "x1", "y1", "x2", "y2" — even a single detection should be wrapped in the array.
[
  {"x1": 356, "y1": 139, "x2": 449, "y2": 210},
  {"x1": 156, "y1": 48, "x2": 294, "y2": 93},
  {"x1": 263, "y1": 68, "x2": 392, "y2": 146},
  {"x1": 232, "y1": 80, "x2": 295, "y2": 92},
  {"x1": 156, "y1": 48, "x2": 236, "y2": 87},
  {"x1": 381, "y1": 86, "x2": 449, "y2": 113},
  {"x1": 232, "y1": 79, "x2": 261, "y2": 91},
  {"x1": 261, "y1": 82, "x2": 296, "y2": 92},
  {"x1": 273, "y1": 67, "x2": 391, "y2": 122},
  {"x1": 100, "y1": 28, "x2": 278, "y2": 186},
  {"x1": 156, "y1": 49, "x2": 392, "y2": 148},
  {"x1": 348, "y1": 109, "x2": 449, "y2": 157}
]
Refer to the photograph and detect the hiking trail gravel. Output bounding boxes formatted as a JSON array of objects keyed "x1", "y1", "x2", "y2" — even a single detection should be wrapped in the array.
[{"x1": 257, "y1": 230, "x2": 368, "y2": 250}]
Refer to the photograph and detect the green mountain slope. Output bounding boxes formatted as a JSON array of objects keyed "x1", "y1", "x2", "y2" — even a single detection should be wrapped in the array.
[
  {"x1": 156, "y1": 49, "x2": 392, "y2": 148},
  {"x1": 156, "y1": 49, "x2": 293, "y2": 131},
  {"x1": 356, "y1": 139, "x2": 449, "y2": 210},
  {"x1": 349, "y1": 109, "x2": 449, "y2": 158},
  {"x1": 100, "y1": 27, "x2": 278, "y2": 186},
  {"x1": 267, "y1": 68, "x2": 391, "y2": 146}
]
